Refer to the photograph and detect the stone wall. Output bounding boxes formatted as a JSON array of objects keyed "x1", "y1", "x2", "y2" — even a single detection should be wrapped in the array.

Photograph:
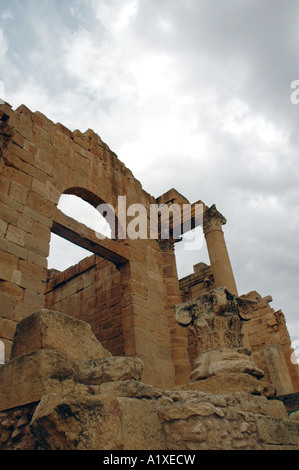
[
  {"x1": 0, "y1": 102, "x2": 191, "y2": 389},
  {"x1": 45, "y1": 255, "x2": 124, "y2": 356},
  {"x1": 2, "y1": 386, "x2": 299, "y2": 451},
  {"x1": 1, "y1": 99, "x2": 298, "y2": 405},
  {"x1": 1, "y1": 310, "x2": 299, "y2": 451},
  {"x1": 242, "y1": 291, "x2": 299, "y2": 395}
]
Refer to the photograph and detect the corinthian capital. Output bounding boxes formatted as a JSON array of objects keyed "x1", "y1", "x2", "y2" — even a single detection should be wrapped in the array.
[{"x1": 203, "y1": 204, "x2": 227, "y2": 234}]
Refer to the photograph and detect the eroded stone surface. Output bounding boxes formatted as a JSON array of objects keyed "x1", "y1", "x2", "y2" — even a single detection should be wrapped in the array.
[
  {"x1": 177, "y1": 373, "x2": 275, "y2": 398},
  {"x1": 30, "y1": 392, "x2": 124, "y2": 450},
  {"x1": 174, "y1": 287, "x2": 264, "y2": 382},
  {"x1": 72, "y1": 356, "x2": 143, "y2": 385},
  {"x1": 190, "y1": 348, "x2": 264, "y2": 382},
  {"x1": 1, "y1": 309, "x2": 298, "y2": 451},
  {"x1": 0, "y1": 349, "x2": 76, "y2": 411},
  {"x1": 1, "y1": 368, "x2": 298, "y2": 450},
  {"x1": 11, "y1": 309, "x2": 111, "y2": 362}
]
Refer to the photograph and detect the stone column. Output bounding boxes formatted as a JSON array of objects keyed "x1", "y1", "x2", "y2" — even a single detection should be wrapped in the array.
[
  {"x1": 203, "y1": 204, "x2": 238, "y2": 296},
  {"x1": 159, "y1": 239, "x2": 192, "y2": 386}
]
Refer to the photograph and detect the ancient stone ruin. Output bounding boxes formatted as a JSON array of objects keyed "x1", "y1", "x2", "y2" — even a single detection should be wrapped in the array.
[{"x1": 0, "y1": 101, "x2": 299, "y2": 450}]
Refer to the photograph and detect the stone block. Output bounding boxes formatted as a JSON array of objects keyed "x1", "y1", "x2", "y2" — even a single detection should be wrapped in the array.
[
  {"x1": 190, "y1": 348, "x2": 265, "y2": 382},
  {"x1": 0, "y1": 196, "x2": 24, "y2": 218},
  {"x1": 118, "y1": 397, "x2": 166, "y2": 450},
  {"x1": 33, "y1": 123, "x2": 53, "y2": 143},
  {"x1": 33, "y1": 111, "x2": 54, "y2": 134},
  {"x1": 9, "y1": 180, "x2": 28, "y2": 204},
  {"x1": 11, "y1": 309, "x2": 111, "y2": 362},
  {"x1": 12, "y1": 130, "x2": 25, "y2": 149},
  {"x1": 16, "y1": 213, "x2": 33, "y2": 233},
  {"x1": 0, "y1": 280, "x2": 23, "y2": 300},
  {"x1": 0, "y1": 263, "x2": 14, "y2": 283},
  {"x1": 0, "y1": 293, "x2": 16, "y2": 319},
  {"x1": 18, "y1": 259, "x2": 46, "y2": 280},
  {"x1": 11, "y1": 142, "x2": 34, "y2": 164},
  {"x1": 0, "y1": 349, "x2": 74, "y2": 411},
  {"x1": 30, "y1": 392, "x2": 124, "y2": 450},
  {"x1": 177, "y1": 373, "x2": 276, "y2": 398},
  {"x1": 24, "y1": 140, "x2": 39, "y2": 156},
  {"x1": 26, "y1": 191, "x2": 55, "y2": 219},
  {"x1": 3, "y1": 165, "x2": 32, "y2": 188},
  {"x1": 0, "y1": 220, "x2": 8, "y2": 237},
  {"x1": 27, "y1": 250, "x2": 48, "y2": 268},
  {"x1": 72, "y1": 356, "x2": 143, "y2": 385},
  {"x1": 0, "y1": 175, "x2": 10, "y2": 197},
  {"x1": 34, "y1": 152, "x2": 53, "y2": 176},
  {"x1": 18, "y1": 272, "x2": 45, "y2": 293},
  {"x1": 6, "y1": 225, "x2": 27, "y2": 247},
  {"x1": 0, "y1": 204, "x2": 19, "y2": 225},
  {"x1": 0, "y1": 317, "x2": 16, "y2": 340},
  {"x1": 256, "y1": 415, "x2": 299, "y2": 447},
  {"x1": 89, "y1": 379, "x2": 162, "y2": 400},
  {"x1": 24, "y1": 233, "x2": 49, "y2": 257}
]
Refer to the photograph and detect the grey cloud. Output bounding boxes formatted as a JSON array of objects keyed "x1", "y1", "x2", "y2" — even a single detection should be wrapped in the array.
[{"x1": 133, "y1": 0, "x2": 299, "y2": 132}]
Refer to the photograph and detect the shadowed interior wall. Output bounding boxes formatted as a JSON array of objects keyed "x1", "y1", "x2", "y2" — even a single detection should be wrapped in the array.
[{"x1": 46, "y1": 254, "x2": 124, "y2": 356}]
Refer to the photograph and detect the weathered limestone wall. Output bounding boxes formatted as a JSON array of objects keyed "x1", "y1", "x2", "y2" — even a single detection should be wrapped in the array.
[
  {"x1": 179, "y1": 262, "x2": 215, "y2": 371},
  {"x1": 242, "y1": 291, "x2": 299, "y2": 395},
  {"x1": 2, "y1": 99, "x2": 297, "y2": 395},
  {"x1": 1, "y1": 310, "x2": 299, "y2": 451},
  {"x1": 45, "y1": 243, "x2": 191, "y2": 387},
  {"x1": 0, "y1": 102, "x2": 190, "y2": 388},
  {"x1": 45, "y1": 255, "x2": 124, "y2": 356},
  {"x1": 179, "y1": 263, "x2": 299, "y2": 395},
  {"x1": 2, "y1": 385, "x2": 299, "y2": 451}
]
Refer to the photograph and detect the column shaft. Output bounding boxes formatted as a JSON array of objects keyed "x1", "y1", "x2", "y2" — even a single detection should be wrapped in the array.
[{"x1": 203, "y1": 205, "x2": 238, "y2": 296}]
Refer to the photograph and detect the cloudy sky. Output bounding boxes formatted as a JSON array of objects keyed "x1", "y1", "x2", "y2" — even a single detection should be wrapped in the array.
[{"x1": 1, "y1": 0, "x2": 299, "y2": 344}]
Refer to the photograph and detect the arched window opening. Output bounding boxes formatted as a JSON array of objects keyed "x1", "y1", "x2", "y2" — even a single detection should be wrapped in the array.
[
  {"x1": 58, "y1": 194, "x2": 112, "y2": 239},
  {"x1": 47, "y1": 193, "x2": 112, "y2": 271}
]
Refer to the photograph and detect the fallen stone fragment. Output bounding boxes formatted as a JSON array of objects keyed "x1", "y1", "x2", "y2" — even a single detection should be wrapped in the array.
[
  {"x1": 72, "y1": 356, "x2": 144, "y2": 385},
  {"x1": 11, "y1": 309, "x2": 111, "y2": 362},
  {"x1": 0, "y1": 349, "x2": 75, "y2": 411},
  {"x1": 30, "y1": 392, "x2": 124, "y2": 450}
]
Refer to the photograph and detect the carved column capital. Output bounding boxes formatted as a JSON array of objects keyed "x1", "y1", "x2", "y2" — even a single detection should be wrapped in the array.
[
  {"x1": 174, "y1": 288, "x2": 264, "y2": 381},
  {"x1": 203, "y1": 204, "x2": 227, "y2": 235}
]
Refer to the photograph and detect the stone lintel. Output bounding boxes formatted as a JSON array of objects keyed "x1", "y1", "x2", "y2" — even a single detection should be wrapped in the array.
[{"x1": 52, "y1": 208, "x2": 129, "y2": 265}]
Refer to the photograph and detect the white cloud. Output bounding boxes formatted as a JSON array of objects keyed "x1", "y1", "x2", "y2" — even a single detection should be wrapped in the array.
[
  {"x1": 1, "y1": 10, "x2": 13, "y2": 21},
  {"x1": 62, "y1": 29, "x2": 137, "y2": 105},
  {"x1": 92, "y1": 0, "x2": 138, "y2": 33},
  {"x1": 47, "y1": 233, "x2": 91, "y2": 272}
]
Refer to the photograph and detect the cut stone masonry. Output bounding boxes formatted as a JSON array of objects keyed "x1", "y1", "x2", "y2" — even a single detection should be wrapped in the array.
[
  {"x1": 0, "y1": 101, "x2": 299, "y2": 450},
  {"x1": 1, "y1": 309, "x2": 299, "y2": 450}
]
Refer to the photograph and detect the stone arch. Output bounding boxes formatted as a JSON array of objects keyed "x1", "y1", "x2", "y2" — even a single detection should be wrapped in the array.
[
  {"x1": 61, "y1": 187, "x2": 122, "y2": 240},
  {"x1": 63, "y1": 187, "x2": 108, "y2": 209}
]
